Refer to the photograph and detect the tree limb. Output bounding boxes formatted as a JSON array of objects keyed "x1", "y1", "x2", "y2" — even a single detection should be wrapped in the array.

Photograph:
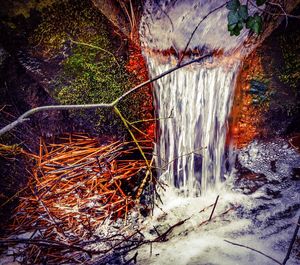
[
  {"x1": 0, "y1": 238, "x2": 93, "y2": 255},
  {"x1": 0, "y1": 54, "x2": 212, "y2": 137}
]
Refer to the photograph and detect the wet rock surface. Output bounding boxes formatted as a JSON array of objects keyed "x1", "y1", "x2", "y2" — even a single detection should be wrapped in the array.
[
  {"x1": 233, "y1": 139, "x2": 300, "y2": 260},
  {"x1": 234, "y1": 138, "x2": 300, "y2": 195},
  {"x1": 237, "y1": 139, "x2": 300, "y2": 182}
]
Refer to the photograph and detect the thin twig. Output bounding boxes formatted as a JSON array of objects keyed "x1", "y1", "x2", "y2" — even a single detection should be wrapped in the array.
[
  {"x1": 129, "y1": 113, "x2": 173, "y2": 125},
  {"x1": 114, "y1": 106, "x2": 151, "y2": 169},
  {"x1": 249, "y1": 1, "x2": 300, "y2": 21},
  {"x1": 267, "y1": 1, "x2": 300, "y2": 18},
  {"x1": 117, "y1": 0, "x2": 135, "y2": 39},
  {"x1": 208, "y1": 195, "x2": 219, "y2": 221},
  {"x1": 178, "y1": 2, "x2": 227, "y2": 65},
  {"x1": 116, "y1": 53, "x2": 212, "y2": 103},
  {"x1": 0, "y1": 184, "x2": 31, "y2": 208},
  {"x1": 154, "y1": 217, "x2": 191, "y2": 242},
  {"x1": 224, "y1": 239, "x2": 282, "y2": 265},
  {"x1": 136, "y1": 157, "x2": 154, "y2": 200},
  {"x1": 282, "y1": 215, "x2": 300, "y2": 265},
  {"x1": 124, "y1": 252, "x2": 138, "y2": 265},
  {"x1": 267, "y1": 1, "x2": 289, "y2": 27},
  {"x1": 0, "y1": 238, "x2": 92, "y2": 255},
  {"x1": 156, "y1": 147, "x2": 205, "y2": 171}
]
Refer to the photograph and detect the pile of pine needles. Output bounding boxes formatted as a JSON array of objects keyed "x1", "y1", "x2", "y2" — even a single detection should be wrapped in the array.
[{"x1": 1, "y1": 133, "x2": 155, "y2": 264}]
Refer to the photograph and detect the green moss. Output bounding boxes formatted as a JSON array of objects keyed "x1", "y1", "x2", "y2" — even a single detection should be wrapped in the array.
[
  {"x1": 30, "y1": 0, "x2": 148, "y2": 137},
  {"x1": 0, "y1": 0, "x2": 56, "y2": 19},
  {"x1": 30, "y1": 0, "x2": 111, "y2": 57},
  {"x1": 279, "y1": 32, "x2": 300, "y2": 89}
]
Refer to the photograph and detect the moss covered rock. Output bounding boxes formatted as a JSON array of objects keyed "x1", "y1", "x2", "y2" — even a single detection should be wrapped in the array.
[{"x1": 28, "y1": 0, "x2": 150, "y2": 137}]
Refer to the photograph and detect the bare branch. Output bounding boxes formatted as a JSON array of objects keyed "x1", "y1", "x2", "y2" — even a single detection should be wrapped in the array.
[
  {"x1": 178, "y1": 2, "x2": 227, "y2": 65},
  {"x1": 0, "y1": 54, "x2": 212, "y2": 137},
  {"x1": 224, "y1": 239, "x2": 283, "y2": 265},
  {"x1": 153, "y1": 217, "x2": 191, "y2": 242},
  {"x1": 0, "y1": 238, "x2": 93, "y2": 255},
  {"x1": 0, "y1": 103, "x2": 113, "y2": 136},
  {"x1": 249, "y1": 1, "x2": 300, "y2": 22},
  {"x1": 208, "y1": 195, "x2": 220, "y2": 221}
]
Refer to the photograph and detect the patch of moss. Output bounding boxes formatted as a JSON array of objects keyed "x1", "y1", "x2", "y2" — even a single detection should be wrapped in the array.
[
  {"x1": 279, "y1": 31, "x2": 300, "y2": 89},
  {"x1": 58, "y1": 45, "x2": 134, "y2": 135},
  {"x1": 30, "y1": 0, "x2": 148, "y2": 137},
  {"x1": 29, "y1": 0, "x2": 110, "y2": 58},
  {"x1": 0, "y1": 0, "x2": 56, "y2": 19}
]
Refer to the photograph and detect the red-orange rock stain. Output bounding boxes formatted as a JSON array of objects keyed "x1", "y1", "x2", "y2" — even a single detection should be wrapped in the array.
[
  {"x1": 228, "y1": 52, "x2": 264, "y2": 148},
  {"x1": 126, "y1": 33, "x2": 155, "y2": 141}
]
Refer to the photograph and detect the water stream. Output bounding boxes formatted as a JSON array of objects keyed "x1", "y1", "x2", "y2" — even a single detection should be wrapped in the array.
[
  {"x1": 140, "y1": 0, "x2": 247, "y2": 195},
  {"x1": 138, "y1": 1, "x2": 300, "y2": 264},
  {"x1": 147, "y1": 57, "x2": 239, "y2": 196}
]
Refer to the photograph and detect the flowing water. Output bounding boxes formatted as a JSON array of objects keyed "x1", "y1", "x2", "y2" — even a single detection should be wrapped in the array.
[
  {"x1": 138, "y1": 1, "x2": 300, "y2": 264},
  {"x1": 137, "y1": 140, "x2": 300, "y2": 265},
  {"x1": 140, "y1": 0, "x2": 248, "y2": 195},
  {"x1": 147, "y1": 57, "x2": 239, "y2": 196}
]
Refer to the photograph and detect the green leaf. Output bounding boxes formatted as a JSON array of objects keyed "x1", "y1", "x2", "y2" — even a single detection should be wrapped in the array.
[
  {"x1": 252, "y1": 21, "x2": 262, "y2": 34},
  {"x1": 238, "y1": 5, "x2": 248, "y2": 20},
  {"x1": 256, "y1": 0, "x2": 267, "y2": 6},
  {"x1": 246, "y1": 16, "x2": 255, "y2": 29},
  {"x1": 228, "y1": 23, "x2": 243, "y2": 36},
  {"x1": 246, "y1": 15, "x2": 263, "y2": 34},
  {"x1": 232, "y1": 27, "x2": 242, "y2": 36},
  {"x1": 228, "y1": 10, "x2": 239, "y2": 25},
  {"x1": 226, "y1": 0, "x2": 240, "y2": 11},
  {"x1": 237, "y1": 22, "x2": 243, "y2": 30},
  {"x1": 228, "y1": 24, "x2": 237, "y2": 31}
]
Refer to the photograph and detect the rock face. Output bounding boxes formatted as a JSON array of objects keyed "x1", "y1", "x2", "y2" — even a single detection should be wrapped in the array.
[
  {"x1": 230, "y1": 5, "x2": 300, "y2": 147},
  {"x1": 92, "y1": 0, "x2": 131, "y2": 37},
  {"x1": 0, "y1": 0, "x2": 152, "y2": 139},
  {"x1": 0, "y1": 0, "x2": 154, "y2": 232}
]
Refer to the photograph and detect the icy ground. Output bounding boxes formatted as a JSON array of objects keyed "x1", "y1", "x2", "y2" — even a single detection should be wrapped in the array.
[{"x1": 135, "y1": 139, "x2": 300, "y2": 265}]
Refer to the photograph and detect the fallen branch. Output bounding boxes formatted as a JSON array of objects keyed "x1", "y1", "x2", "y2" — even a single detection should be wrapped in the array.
[
  {"x1": 0, "y1": 54, "x2": 212, "y2": 137},
  {"x1": 282, "y1": 215, "x2": 300, "y2": 265},
  {"x1": 153, "y1": 217, "x2": 191, "y2": 242},
  {"x1": 124, "y1": 252, "x2": 138, "y2": 265},
  {"x1": 198, "y1": 206, "x2": 235, "y2": 227},
  {"x1": 224, "y1": 239, "x2": 282, "y2": 265}
]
